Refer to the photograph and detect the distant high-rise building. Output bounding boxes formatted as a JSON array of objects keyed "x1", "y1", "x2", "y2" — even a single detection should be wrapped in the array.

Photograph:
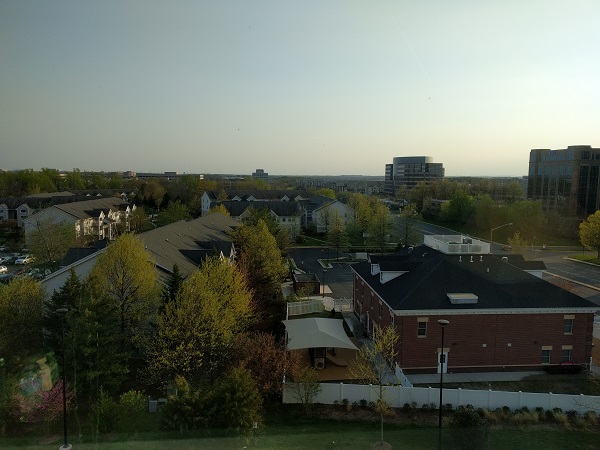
[
  {"x1": 384, "y1": 156, "x2": 444, "y2": 196},
  {"x1": 527, "y1": 145, "x2": 600, "y2": 216},
  {"x1": 252, "y1": 169, "x2": 269, "y2": 180}
]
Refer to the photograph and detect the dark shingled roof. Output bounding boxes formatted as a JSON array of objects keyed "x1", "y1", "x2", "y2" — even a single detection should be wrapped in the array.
[
  {"x1": 138, "y1": 213, "x2": 239, "y2": 283},
  {"x1": 352, "y1": 245, "x2": 597, "y2": 312},
  {"x1": 205, "y1": 190, "x2": 309, "y2": 201},
  {"x1": 218, "y1": 200, "x2": 302, "y2": 218}
]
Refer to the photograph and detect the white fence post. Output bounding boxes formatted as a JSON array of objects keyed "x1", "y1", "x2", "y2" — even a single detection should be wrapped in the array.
[{"x1": 340, "y1": 382, "x2": 344, "y2": 402}]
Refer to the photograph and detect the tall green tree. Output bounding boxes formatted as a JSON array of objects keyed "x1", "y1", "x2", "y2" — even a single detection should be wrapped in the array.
[
  {"x1": 147, "y1": 256, "x2": 253, "y2": 386},
  {"x1": 0, "y1": 277, "x2": 46, "y2": 366},
  {"x1": 233, "y1": 220, "x2": 287, "y2": 310},
  {"x1": 88, "y1": 233, "x2": 158, "y2": 350},
  {"x1": 156, "y1": 200, "x2": 191, "y2": 226},
  {"x1": 399, "y1": 203, "x2": 420, "y2": 246},
  {"x1": 367, "y1": 203, "x2": 394, "y2": 252},
  {"x1": 580, "y1": 210, "x2": 600, "y2": 258},
  {"x1": 508, "y1": 200, "x2": 544, "y2": 241},
  {"x1": 327, "y1": 210, "x2": 349, "y2": 259}
]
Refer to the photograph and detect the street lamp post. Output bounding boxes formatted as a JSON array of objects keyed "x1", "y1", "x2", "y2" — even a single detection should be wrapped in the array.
[
  {"x1": 490, "y1": 223, "x2": 513, "y2": 246},
  {"x1": 56, "y1": 308, "x2": 71, "y2": 450},
  {"x1": 322, "y1": 269, "x2": 327, "y2": 298},
  {"x1": 438, "y1": 319, "x2": 449, "y2": 450}
]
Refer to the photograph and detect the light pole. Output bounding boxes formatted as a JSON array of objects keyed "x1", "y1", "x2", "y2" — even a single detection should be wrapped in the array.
[
  {"x1": 490, "y1": 223, "x2": 513, "y2": 246},
  {"x1": 322, "y1": 269, "x2": 327, "y2": 298},
  {"x1": 438, "y1": 319, "x2": 449, "y2": 450},
  {"x1": 57, "y1": 308, "x2": 71, "y2": 450}
]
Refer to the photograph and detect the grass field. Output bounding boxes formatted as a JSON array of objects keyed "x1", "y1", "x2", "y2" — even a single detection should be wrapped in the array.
[{"x1": 2, "y1": 419, "x2": 599, "y2": 449}]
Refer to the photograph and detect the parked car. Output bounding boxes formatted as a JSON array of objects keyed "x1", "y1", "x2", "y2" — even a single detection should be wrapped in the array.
[
  {"x1": 15, "y1": 255, "x2": 34, "y2": 265},
  {"x1": 0, "y1": 266, "x2": 7, "y2": 274},
  {"x1": 0, "y1": 256, "x2": 11, "y2": 264},
  {"x1": 2, "y1": 256, "x2": 16, "y2": 265},
  {"x1": 0, "y1": 245, "x2": 7, "y2": 252},
  {"x1": 0, "y1": 273, "x2": 14, "y2": 284}
]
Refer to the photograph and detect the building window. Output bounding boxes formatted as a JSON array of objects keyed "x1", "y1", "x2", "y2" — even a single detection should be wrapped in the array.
[
  {"x1": 563, "y1": 318, "x2": 573, "y2": 334},
  {"x1": 417, "y1": 321, "x2": 427, "y2": 337},
  {"x1": 542, "y1": 349, "x2": 551, "y2": 364},
  {"x1": 561, "y1": 349, "x2": 572, "y2": 363}
]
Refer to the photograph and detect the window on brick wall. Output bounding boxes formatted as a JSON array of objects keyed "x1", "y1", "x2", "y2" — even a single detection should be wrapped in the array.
[
  {"x1": 563, "y1": 318, "x2": 573, "y2": 334},
  {"x1": 417, "y1": 320, "x2": 427, "y2": 337},
  {"x1": 541, "y1": 349, "x2": 551, "y2": 364},
  {"x1": 561, "y1": 349, "x2": 572, "y2": 363}
]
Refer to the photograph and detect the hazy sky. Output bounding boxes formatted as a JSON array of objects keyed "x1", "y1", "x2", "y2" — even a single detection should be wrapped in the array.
[{"x1": 1, "y1": 1, "x2": 599, "y2": 177}]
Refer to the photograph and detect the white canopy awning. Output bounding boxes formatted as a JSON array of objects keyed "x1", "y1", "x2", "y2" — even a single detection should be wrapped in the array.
[{"x1": 283, "y1": 318, "x2": 358, "y2": 351}]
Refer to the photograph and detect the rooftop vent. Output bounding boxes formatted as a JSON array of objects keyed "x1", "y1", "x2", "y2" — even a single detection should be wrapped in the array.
[
  {"x1": 470, "y1": 256, "x2": 473, "y2": 263},
  {"x1": 502, "y1": 256, "x2": 508, "y2": 261},
  {"x1": 447, "y1": 293, "x2": 479, "y2": 305},
  {"x1": 459, "y1": 256, "x2": 462, "y2": 262},
  {"x1": 480, "y1": 256, "x2": 483, "y2": 262}
]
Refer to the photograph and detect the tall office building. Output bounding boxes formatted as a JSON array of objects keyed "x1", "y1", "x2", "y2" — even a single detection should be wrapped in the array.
[
  {"x1": 384, "y1": 156, "x2": 444, "y2": 196},
  {"x1": 527, "y1": 145, "x2": 600, "y2": 216}
]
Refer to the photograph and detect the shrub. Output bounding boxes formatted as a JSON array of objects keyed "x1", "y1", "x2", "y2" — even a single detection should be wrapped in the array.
[
  {"x1": 450, "y1": 405, "x2": 490, "y2": 450},
  {"x1": 444, "y1": 403, "x2": 453, "y2": 411},
  {"x1": 118, "y1": 390, "x2": 147, "y2": 432},
  {"x1": 584, "y1": 411, "x2": 598, "y2": 426},
  {"x1": 482, "y1": 409, "x2": 500, "y2": 424},
  {"x1": 552, "y1": 411, "x2": 569, "y2": 427},
  {"x1": 565, "y1": 410, "x2": 578, "y2": 421},
  {"x1": 401, "y1": 403, "x2": 412, "y2": 413},
  {"x1": 359, "y1": 399, "x2": 368, "y2": 407},
  {"x1": 421, "y1": 403, "x2": 431, "y2": 410},
  {"x1": 159, "y1": 389, "x2": 205, "y2": 432},
  {"x1": 341, "y1": 398, "x2": 349, "y2": 406},
  {"x1": 511, "y1": 411, "x2": 539, "y2": 425},
  {"x1": 204, "y1": 367, "x2": 263, "y2": 433},
  {"x1": 93, "y1": 388, "x2": 118, "y2": 433}
]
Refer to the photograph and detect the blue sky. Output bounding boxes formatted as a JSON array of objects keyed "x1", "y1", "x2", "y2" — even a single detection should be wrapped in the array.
[{"x1": 1, "y1": 1, "x2": 598, "y2": 176}]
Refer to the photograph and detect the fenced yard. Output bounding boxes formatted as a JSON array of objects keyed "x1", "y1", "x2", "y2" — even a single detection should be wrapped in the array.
[{"x1": 283, "y1": 381, "x2": 600, "y2": 414}]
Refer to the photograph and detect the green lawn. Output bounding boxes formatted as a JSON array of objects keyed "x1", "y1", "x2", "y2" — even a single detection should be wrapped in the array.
[{"x1": 2, "y1": 411, "x2": 599, "y2": 450}]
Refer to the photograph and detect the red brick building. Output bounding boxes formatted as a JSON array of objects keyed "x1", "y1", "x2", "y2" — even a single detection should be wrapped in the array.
[{"x1": 352, "y1": 236, "x2": 598, "y2": 374}]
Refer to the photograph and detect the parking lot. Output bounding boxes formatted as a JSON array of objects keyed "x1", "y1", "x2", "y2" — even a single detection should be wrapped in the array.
[{"x1": 0, "y1": 247, "x2": 45, "y2": 283}]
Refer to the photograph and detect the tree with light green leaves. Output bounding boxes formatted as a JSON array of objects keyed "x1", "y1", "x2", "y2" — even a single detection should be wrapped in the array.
[
  {"x1": 367, "y1": 203, "x2": 394, "y2": 252},
  {"x1": 232, "y1": 220, "x2": 288, "y2": 310},
  {"x1": 580, "y1": 210, "x2": 600, "y2": 258},
  {"x1": 351, "y1": 324, "x2": 399, "y2": 447},
  {"x1": 147, "y1": 256, "x2": 253, "y2": 386},
  {"x1": 156, "y1": 200, "x2": 191, "y2": 226},
  {"x1": 0, "y1": 277, "x2": 46, "y2": 366},
  {"x1": 88, "y1": 233, "x2": 158, "y2": 351},
  {"x1": 327, "y1": 209, "x2": 349, "y2": 259}
]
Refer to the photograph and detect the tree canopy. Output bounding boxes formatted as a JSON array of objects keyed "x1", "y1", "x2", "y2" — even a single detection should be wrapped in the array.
[
  {"x1": 580, "y1": 211, "x2": 600, "y2": 258},
  {"x1": 148, "y1": 256, "x2": 253, "y2": 386},
  {"x1": 88, "y1": 233, "x2": 158, "y2": 350}
]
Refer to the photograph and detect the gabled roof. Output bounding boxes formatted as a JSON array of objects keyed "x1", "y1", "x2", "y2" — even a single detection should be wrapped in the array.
[
  {"x1": 219, "y1": 200, "x2": 302, "y2": 218},
  {"x1": 204, "y1": 190, "x2": 309, "y2": 202},
  {"x1": 352, "y1": 245, "x2": 597, "y2": 312},
  {"x1": 51, "y1": 197, "x2": 131, "y2": 220},
  {"x1": 138, "y1": 213, "x2": 239, "y2": 282}
]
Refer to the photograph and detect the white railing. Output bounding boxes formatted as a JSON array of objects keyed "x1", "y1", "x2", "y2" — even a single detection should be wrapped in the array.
[
  {"x1": 395, "y1": 364, "x2": 413, "y2": 388},
  {"x1": 287, "y1": 298, "x2": 354, "y2": 317},
  {"x1": 287, "y1": 300, "x2": 323, "y2": 317},
  {"x1": 283, "y1": 382, "x2": 600, "y2": 414}
]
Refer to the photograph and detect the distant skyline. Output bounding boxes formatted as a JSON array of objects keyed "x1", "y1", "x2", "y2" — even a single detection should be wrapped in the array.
[{"x1": 1, "y1": 1, "x2": 599, "y2": 177}]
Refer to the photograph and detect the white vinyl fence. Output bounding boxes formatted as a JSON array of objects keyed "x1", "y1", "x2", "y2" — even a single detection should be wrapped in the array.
[
  {"x1": 287, "y1": 298, "x2": 353, "y2": 317},
  {"x1": 283, "y1": 382, "x2": 600, "y2": 415}
]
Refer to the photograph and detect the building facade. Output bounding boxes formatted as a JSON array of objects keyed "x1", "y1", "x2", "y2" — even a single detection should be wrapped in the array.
[
  {"x1": 384, "y1": 156, "x2": 445, "y2": 196},
  {"x1": 352, "y1": 235, "x2": 597, "y2": 374},
  {"x1": 527, "y1": 145, "x2": 600, "y2": 216}
]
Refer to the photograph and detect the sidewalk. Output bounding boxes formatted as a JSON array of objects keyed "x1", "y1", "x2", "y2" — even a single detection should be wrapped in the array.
[{"x1": 406, "y1": 371, "x2": 546, "y2": 385}]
